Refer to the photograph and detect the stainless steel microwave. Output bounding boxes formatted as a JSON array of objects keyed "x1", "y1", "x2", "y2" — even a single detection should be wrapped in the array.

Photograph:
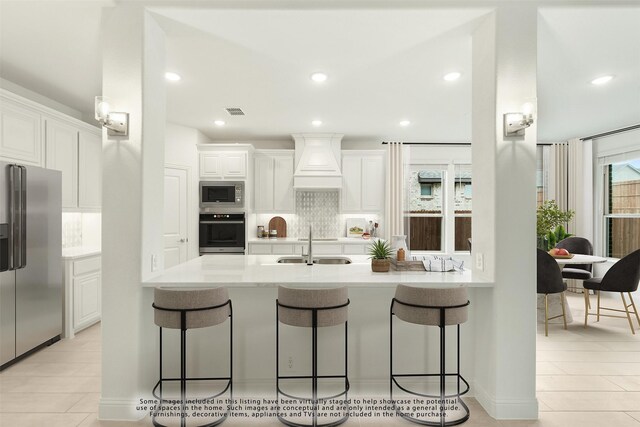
[{"x1": 199, "y1": 181, "x2": 244, "y2": 208}]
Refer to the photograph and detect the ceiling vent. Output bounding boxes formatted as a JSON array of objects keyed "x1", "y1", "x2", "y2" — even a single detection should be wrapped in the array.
[{"x1": 224, "y1": 107, "x2": 245, "y2": 116}]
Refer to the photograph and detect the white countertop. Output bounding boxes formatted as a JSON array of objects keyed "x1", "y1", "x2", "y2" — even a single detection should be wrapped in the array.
[
  {"x1": 248, "y1": 237, "x2": 373, "y2": 244},
  {"x1": 62, "y1": 246, "x2": 102, "y2": 259},
  {"x1": 144, "y1": 254, "x2": 493, "y2": 288}
]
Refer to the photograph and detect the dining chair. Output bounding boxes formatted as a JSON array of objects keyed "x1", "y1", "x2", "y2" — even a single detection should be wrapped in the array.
[
  {"x1": 537, "y1": 249, "x2": 568, "y2": 336},
  {"x1": 556, "y1": 237, "x2": 594, "y2": 281},
  {"x1": 583, "y1": 249, "x2": 640, "y2": 334}
]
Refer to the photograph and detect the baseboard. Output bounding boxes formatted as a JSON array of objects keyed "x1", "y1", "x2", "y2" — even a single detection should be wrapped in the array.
[
  {"x1": 98, "y1": 398, "x2": 146, "y2": 421},
  {"x1": 473, "y1": 381, "x2": 538, "y2": 420}
]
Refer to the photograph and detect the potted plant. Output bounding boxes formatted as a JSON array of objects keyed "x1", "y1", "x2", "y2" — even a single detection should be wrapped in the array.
[
  {"x1": 536, "y1": 200, "x2": 575, "y2": 250},
  {"x1": 368, "y1": 239, "x2": 393, "y2": 272}
]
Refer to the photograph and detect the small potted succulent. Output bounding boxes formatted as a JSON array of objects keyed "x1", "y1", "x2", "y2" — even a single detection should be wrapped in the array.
[{"x1": 368, "y1": 239, "x2": 393, "y2": 272}]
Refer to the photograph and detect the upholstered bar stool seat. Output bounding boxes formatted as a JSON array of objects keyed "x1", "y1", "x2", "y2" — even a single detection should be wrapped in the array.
[
  {"x1": 276, "y1": 286, "x2": 350, "y2": 427},
  {"x1": 152, "y1": 287, "x2": 232, "y2": 427},
  {"x1": 390, "y1": 285, "x2": 470, "y2": 426}
]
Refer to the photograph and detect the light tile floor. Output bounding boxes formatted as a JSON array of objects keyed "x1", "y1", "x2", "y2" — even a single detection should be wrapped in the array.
[{"x1": 1, "y1": 292, "x2": 639, "y2": 426}]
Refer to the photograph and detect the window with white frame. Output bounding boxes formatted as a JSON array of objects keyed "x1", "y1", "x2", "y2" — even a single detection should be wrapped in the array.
[
  {"x1": 406, "y1": 163, "x2": 472, "y2": 253},
  {"x1": 603, "y1": 159, "x2": 640, "y2": 258}
]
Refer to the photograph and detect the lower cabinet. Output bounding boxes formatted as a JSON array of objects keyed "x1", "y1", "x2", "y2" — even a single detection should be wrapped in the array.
[
  {"x1": 64, "y1": 254, "x2": 101, "y2": 338},
  {"x1": 248, "y1": 243, "x2": 368, "y2": 255}
]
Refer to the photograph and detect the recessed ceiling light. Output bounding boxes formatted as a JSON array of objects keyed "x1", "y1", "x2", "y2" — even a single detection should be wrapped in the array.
[
  {"x1": 311, "y1": 120, "x2": 322, "y2": 126},
  {"x1": 165, "y1": 72, "x2": 181, "y2": 81},
  {"x1": 310, "y1": 72, "x2": 328, "y2": 83},
  {"x1": 399, "y1": 120, "x2": 411, "y2": 127},
  {"x1": 443, "y1": 72, "x2": 461, "y2": 81},
  {"x1": 214, "y1": 120, "x2": 225, "y2": 126},
  {"x1": 590, "y1": 75, "x2": 613, "y2": 85}
]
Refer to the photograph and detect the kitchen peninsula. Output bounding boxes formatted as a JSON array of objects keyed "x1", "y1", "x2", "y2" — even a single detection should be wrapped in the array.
[{"x1": 139, "y1": 254, "x2": 493, "y2": 410}]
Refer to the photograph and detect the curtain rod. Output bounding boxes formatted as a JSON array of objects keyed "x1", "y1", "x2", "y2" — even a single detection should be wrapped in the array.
[
  {"x1": 381, "y1": 141, "x2": 554, "y2": 146},
  {"x1": 579, "y1": 123, "x2": 640, "y2": 141}
]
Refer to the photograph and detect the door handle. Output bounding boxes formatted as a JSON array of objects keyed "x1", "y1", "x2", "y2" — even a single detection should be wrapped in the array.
[{"x1": 178, "y1": 238, "x2": 186, "y2": 243}]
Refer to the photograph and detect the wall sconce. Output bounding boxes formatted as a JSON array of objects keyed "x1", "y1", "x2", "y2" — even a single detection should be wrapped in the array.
[
  {"x1": 503, "y1": 103, "x2": 535, "y2": 137},
  {"x1": 95, "y1": 96, "x2": 129, "y2": 136}
]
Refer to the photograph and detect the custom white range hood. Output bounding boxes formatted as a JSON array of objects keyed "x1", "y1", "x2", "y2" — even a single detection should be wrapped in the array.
[{"x1": 292, "y1": 133, "x2": 343, "y2": 189}]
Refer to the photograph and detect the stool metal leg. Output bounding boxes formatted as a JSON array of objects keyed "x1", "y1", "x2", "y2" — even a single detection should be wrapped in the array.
[
  {"x1": 390, "y1": 298, "x2": 470, "y2": 426},
  {"x1": 152, "y1": 302, "x2": 233, "y2": 427},
  {"x1": 276, "y1": 300, "x2": 350, "y2": 427}
]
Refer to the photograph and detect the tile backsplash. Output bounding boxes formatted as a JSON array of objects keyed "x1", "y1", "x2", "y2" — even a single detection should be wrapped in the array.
[
  {"x1": 62, "y1": 212, "x2": 101, "y2": 248},
  {"x1": 292, "y1": 191, "x2": 340, "y2": 238}
]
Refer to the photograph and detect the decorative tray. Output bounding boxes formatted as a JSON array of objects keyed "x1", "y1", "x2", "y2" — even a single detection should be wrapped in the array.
[{"x1": 389, "y1": 258, "x2": 426, "y2": 271}]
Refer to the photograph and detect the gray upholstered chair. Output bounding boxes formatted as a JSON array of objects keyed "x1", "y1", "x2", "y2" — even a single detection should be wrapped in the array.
[
  {"x1": 583, "y1": 249, "x2": 640, "y2": 334},
  {"x1": 276, "y1": 286, "x2": 350, "y2": 427},
  {"x1": 537, "y1": 249, "x2": 568, "y2": 336},
  {"x1": 390, "y1": 285, "x2": 470, "y2": 426},
  {"x1": 556, "y1": 237, "x2": 594, "y2": 281},
  {"x1": 152, "y1": 287, "x2": 232, "y2": 427}
]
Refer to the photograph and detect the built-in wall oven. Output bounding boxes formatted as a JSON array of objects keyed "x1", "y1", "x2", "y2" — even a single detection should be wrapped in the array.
[{"x1": 199, "y1": 213, "x2": 246, "y2": 254}]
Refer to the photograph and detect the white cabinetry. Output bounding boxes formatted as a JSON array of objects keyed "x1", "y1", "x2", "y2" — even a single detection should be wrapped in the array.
[
  {"x1": 254, "y1": 150, "x2": 294, "y2": 213},
  {"x1": 1, "y1": 89, "x2": 102, "y2": 211},
  {"x1": 199, "y1": 151, "x2": 247, "y2": 179},
  {"x1": 0, "y1": 97, "x2": 42, "y2": 166},
  {"x1": 45, "y1": 118, "x2": 78, "y2": 208},
  {"x1": 248, "y1": 241, "x2": 369, "y2": 255},
  {"x1": 63, "y1": 253, "x2": 101, "y2": 338},
  {"x1": 341, "y1": 151, "x2": 385, "y2": 213},
  {"x1": 78, "y1": 131, "x2": 102, "y2": 209},
  {"x1": 44, "y1": 118, "x2": 102, "y2": 211}
]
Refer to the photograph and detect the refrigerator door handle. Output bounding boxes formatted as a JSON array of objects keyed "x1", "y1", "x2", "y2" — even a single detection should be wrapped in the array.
[
  {"x1": 8, "y1": 164, "x2": 17, "y2": 270},
  {"x1": 18, "y1": 166, "x2": 26, "y2": 268}
]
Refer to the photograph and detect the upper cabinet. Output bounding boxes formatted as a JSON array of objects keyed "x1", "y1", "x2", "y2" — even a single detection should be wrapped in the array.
[
  {"x1": 254, "y1": 150, "x2": 294, "y2": 213},
  {"x1": 341, "y1": 151, "x2": 385, "y2": 213},
  {"x1": 44, "y1": 117, "x2": 102, "y2": 211},
  {"x1": 45, "y1": 118, "x2": 79, "y2": 208},
  {"x1": 0, "y1": 98, "x2": 42, "y2": 166},
  {"x1": 199, "y1": 151, "x2": 247, "y2": 179},
  {"x1": 1, "y1": 89, "x2": 102, "y2": 211},
  {"x1": 78, "y1": 131, "x2": 102, "y2": 210}
]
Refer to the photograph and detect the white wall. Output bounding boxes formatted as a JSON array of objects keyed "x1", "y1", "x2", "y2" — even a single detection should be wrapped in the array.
[
  {"x1": 165, "y1": 122, "x2": 205, "y2": 259},
  {"x1": 0, "y1": 77, "x2": 85, "y2": 121}
]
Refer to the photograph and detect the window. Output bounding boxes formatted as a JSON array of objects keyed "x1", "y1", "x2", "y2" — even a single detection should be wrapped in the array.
[
  {"x1": 420, "y1": 183, "x2": 433, "y2": 196},
  {"x1": 409, "y1": 167, "x2": 444, "y2": 251},
  {"x1": 604, "y1": 159, "x2": 640, "y2": 258},
  {"x1": 536, "y1": 145, "x2": 550, "y2": 207},
  {"x1": 454, "y1": 165, "x2": 472, "y2": 251},
  {"x1": 407, "y1": 163, "x2": 472, "y2": 253}
]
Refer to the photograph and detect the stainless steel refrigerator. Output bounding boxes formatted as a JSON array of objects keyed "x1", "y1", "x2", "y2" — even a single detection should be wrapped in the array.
[{"x1": 0, "y1": 161, "x2": 62, "y2": 369}]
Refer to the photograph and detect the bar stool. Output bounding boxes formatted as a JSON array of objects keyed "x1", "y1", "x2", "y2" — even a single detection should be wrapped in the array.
[
  {"x1": 152, "y1": 287, "x2": 232, "y2": 427},
  {"x1": 390, "y1": 285, "x2": 470, "y2": 426},
  {"x1": 276, "y1": 286, "x2": 350, "y2": 427}
]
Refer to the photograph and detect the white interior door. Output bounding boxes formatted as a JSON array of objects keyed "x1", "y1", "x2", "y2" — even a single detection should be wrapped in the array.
[{"x1": 164, "y1": 166, "x2": 188, "y2": 268}]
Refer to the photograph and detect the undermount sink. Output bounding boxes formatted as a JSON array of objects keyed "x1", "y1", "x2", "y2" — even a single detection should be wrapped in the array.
[{"x1": 276, "y1": 256, "x2": 352, "y2": 265}]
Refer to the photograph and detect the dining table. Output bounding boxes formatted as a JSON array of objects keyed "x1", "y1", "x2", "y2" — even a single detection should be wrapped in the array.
[{"x1": 538, "y1": 254, "x2": 608, "y2": 325}]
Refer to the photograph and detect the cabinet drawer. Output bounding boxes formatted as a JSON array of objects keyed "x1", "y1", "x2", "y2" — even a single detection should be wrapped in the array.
[
  {"x1": 249, "y1": 244, "x2": 272, "y2": 255},
  {"x1": 343, "y1": 244, "x2": 367, "y2": 255},
  {"x1": 73, "y1": 256, "x2": 101, "y2": 276},
  {"x1": 272, "y1": 244, "x2": 295, "y2": 255},
  {"x1": 313, "y1": 244, "x2": 342, "y2": 255}
]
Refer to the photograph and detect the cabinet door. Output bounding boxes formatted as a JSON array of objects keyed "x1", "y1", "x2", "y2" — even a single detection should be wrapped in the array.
[
  {"x1": 249, "y1": 244, "x2": 272, "y2": 255},
  {"x1": 45, "y1": 118, "x2": 78, "y2": 208},
  {"x1": 73, "y1": 272, "x2": 101, "y2": 331},
  {"x1": 0, "y1": 100, "x2": 42, "y2": 166},
  {"x1": 361, "y1": 155, "x2": 385, "y2": 211},
  {"x1": 223, "y1": 152, "x2": 247, "y2": 178},
  {"x1": 200, "y1": 153, "x2": 222, "y2": 178},
  {"x1": 254, "y1": 154, "x2": 274, "y2": 211},
  {"x1": 78, "y1": 131, "x2": 102, "y2": 209},
  {"x1": 273, "y1": 154, "x2": 294, "y2": 212},
  {"x1": 341, "y1": 156, "x2": 362, "y2": 212}
]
